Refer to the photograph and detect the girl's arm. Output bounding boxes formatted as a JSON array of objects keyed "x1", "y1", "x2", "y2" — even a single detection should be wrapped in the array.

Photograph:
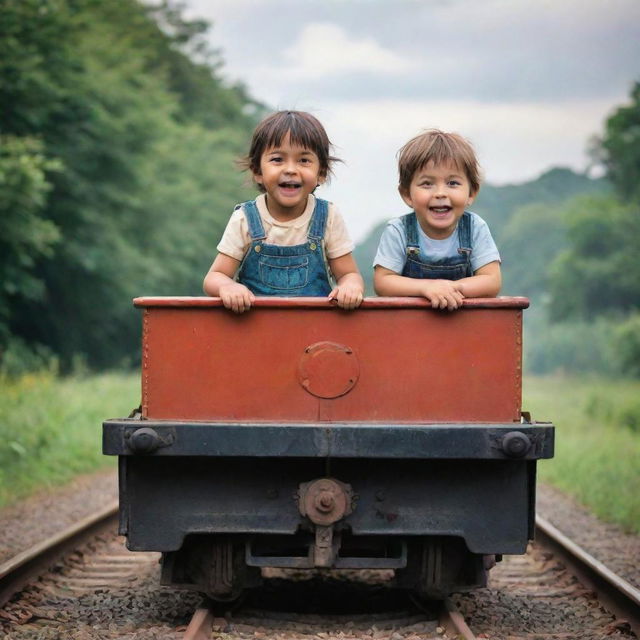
[
  {"x1": 328, "y1": 253, "x2": 364, "y2": 310},
  {"x1": 453, "y1": 261, "x2": 502, "y2": 298},
  {"x1": 203, "y1": 253, "x2": 255, "y2": 313}
]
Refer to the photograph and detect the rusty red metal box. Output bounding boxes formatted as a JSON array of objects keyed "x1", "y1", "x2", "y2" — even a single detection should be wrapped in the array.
[{"x1": 134, "y1": 297, "x2": 528, "y2": 423}]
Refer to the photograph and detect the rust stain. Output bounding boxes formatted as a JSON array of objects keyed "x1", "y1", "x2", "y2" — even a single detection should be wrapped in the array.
[
  {"x1": 515, "y1": 310, "x2": 523, "y2": 422},
  {"x1": 142, "y1": 309, "x2": 149, "y2": 418}
]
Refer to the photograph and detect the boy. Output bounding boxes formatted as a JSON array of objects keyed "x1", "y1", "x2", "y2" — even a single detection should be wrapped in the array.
[{"x1": 374, "y1": 129, "x2": 501, "y2": 310}]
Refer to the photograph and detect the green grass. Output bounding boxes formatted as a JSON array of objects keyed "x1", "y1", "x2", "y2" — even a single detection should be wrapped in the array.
[
  {"x1": 0, "y1": 371, "x2": 139, "y2": 508},
  {"x1": 524, "y1": 375, "x2": 640, "y2": 534}
]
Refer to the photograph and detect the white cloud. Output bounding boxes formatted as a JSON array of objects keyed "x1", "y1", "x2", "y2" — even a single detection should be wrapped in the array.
[
  {"x1": 180, "y1": 0, "x2": 637, "y2": 241},
  {"x1": 282, "y1": 23, "x2": 414, "y2": 77},
  {"x1": 323, "y1": 98, "x2": 614, "y2": 177},
  {"x1": 314, "y1": 97, "x2": 617, "y2": 241}
]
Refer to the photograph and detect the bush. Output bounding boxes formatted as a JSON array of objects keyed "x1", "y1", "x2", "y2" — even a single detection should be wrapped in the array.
[
  {"x1": 611, "y1": 312, "x2": 640, "y2": 378},
  {"x1": 0, "y1": 336, "x2": 58, "y2": 378},
  {"x1": 619, "y1": 403, "x2": 640, "y2": 433}
]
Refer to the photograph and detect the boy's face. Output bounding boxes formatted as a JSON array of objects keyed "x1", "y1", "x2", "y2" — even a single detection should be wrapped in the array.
[
  {"x1": 253, "y1": 132, "x2": 325, "y2": 221},
  {"x1": 400, "y1": 160, "x2": 476, "y2": 240}
]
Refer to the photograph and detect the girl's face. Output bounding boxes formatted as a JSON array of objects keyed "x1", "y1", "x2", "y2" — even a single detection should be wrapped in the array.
[
  {"x1": 400, "y1": 160, "x2": 475, "y2": 240},
  {"x1": 254, "y1": 132, "x2": 325, "y2": 221}
]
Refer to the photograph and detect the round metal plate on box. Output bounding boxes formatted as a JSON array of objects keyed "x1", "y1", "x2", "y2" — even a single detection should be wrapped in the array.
[{"x1": 298, "y1": 341, "x2": 359, "y2": 399}]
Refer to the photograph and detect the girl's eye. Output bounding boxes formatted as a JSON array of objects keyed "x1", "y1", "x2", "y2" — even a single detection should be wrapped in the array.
[{"x1": 270, "y1": 156, "x2": 282, "y2": 163}]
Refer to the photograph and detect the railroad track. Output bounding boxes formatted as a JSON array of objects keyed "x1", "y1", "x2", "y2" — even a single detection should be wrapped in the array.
[
  {"x1": 0, "y1": 500, "x2": 119, "y2": 608},
  {"x1": 1, "y1": 508, "x2": 638, "y2": 639},
  {"x1": 182, "y1": 597, "x2": 474, "y2": 640},
  {"x1": 535, "y1": 514, "x2": 640, "y2": 637}
]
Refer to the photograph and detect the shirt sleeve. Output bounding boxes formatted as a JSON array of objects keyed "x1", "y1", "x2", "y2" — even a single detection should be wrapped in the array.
[
  {"x1": 470, "y1": 214, "x2": 501, "y2": 272},
  {"x1": 373, "y1": 219, "x2": 407, "y2": 274},
  {"x1": 216, "y1": 208, "x2": 250, "y2": 261},
  {"x1": 324, "y1": 204, "x2": 355, "y2": 259}
]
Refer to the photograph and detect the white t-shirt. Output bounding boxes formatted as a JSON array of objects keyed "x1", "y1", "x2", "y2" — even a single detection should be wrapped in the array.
[
  {"x1": 217, "y1": 194, "x2": 354, "y2": 262},
  {"x1": 374, "y1": 211, "x2": 501, "y2": 274}
]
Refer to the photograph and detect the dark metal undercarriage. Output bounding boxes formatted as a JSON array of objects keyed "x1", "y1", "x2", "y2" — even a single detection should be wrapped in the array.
[{"x1": 103, "y1": 419, "x2": 554, "y2": 600}]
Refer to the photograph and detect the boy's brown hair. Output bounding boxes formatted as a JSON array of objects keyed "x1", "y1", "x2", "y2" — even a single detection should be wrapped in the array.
[
  {"x1": 241, "y1": 111, "x2": 340, "y2": 192},
  {"x1": 398, "y1": 129, "x2": 481, "y2": 195}
]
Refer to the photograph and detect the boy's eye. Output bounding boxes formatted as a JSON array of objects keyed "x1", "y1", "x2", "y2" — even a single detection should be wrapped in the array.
[
  {"x1": 269, "y1": 156, "x2": 282, "y2": 163},
  {"x1": 449, "y1": 180, "x2": 461, "y2": 186}
]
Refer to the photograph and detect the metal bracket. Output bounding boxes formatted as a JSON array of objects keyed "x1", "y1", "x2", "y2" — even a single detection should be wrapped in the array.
[{"x1": 314, "y1": 525, "x2": 339, "y2": 567}]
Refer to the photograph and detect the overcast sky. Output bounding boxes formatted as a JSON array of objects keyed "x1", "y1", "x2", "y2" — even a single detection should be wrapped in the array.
[{"x1": 184, "y1": 0, "x2": 640, "y2": 241}]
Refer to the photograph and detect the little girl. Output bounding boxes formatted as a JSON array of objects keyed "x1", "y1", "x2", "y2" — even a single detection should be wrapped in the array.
[{"x1": 203, "y1": 110, "x2": 364, "y2": 313}]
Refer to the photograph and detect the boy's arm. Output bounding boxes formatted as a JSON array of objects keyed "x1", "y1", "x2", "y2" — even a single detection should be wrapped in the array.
[
  {"x1": 203, "y1": 253, "x2": 255, "y2": 313},
  {"x1": 328, "y1": 253, "x2": 364, "y2": 310},
  {"x1": 453, "y1": 261, "x2": 502, "y2": 298},
  {"x1": 374, "y1": 266, "x2": 464, "y2": 310},
  {"x1": 372, "y1": 221, "x2": 462, "y2": 310}
]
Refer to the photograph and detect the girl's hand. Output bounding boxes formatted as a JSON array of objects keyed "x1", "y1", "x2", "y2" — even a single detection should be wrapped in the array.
[
  {"x1": 327, "y1": 254, "x2": 364, "y2": 310},
  {"x1": 219, "y1": 282, "x2": 255, "y2": 313},
  {"x1": 328, "y1": 282, "x2": 364, "y2": 310},
  {"x1": 421, "y1": 280, "x2": 465, "y2": 311}
]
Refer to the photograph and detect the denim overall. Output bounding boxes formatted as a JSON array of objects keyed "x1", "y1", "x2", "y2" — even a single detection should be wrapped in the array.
[
  {"x1": 236, "y1": 198, "x2": 333, "y2": 296},
  {"x1": 401, "y1": 211, "x2": 473, "y2": 280}
]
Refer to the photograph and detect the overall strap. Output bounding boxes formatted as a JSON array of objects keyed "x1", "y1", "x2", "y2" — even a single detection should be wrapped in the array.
[
  {"x1": 240, "y1": 200, "x2": 267, "y2": 241},
  {"x1": 402, "y1": 212, "x2": 420, "y2": 256},
  {"x1": 307, "y1": 198, "x2": 329, "y2": 241},
  {"x1": 457, "y1": 211, "x2": 472, "y2": 255}
]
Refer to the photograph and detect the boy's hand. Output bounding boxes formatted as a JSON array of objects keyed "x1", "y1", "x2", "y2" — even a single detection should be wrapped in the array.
[
  {"x1": 218, "y1": 282, "x2": 255, "y2": 314},
  {"x1": 328, "y1": 282, "x2": 364, "y2": 310},
  {"x1": 420, "y1": 280, "x2": 465, "y2": 310}
]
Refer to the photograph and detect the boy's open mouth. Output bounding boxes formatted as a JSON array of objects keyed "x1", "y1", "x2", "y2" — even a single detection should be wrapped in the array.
[{"x1": 430, "y1": 206, "x2": 452, "y2": 214}]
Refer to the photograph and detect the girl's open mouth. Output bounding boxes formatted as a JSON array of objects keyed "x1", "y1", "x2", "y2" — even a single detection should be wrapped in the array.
[{"x1": 279, "y1": 181, "x2": 301, "y2": 191}]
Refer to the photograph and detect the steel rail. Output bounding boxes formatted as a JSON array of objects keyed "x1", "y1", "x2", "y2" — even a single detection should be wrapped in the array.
[
  {"x1": 0, "y1": 500, "x2": 119, "y2": 607},
  {"x1": 535, "y1": 515, "x2": 640, "y2": 637}
]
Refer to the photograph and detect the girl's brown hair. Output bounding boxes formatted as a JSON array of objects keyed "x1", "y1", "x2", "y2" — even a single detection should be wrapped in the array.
[
  {"x1": 398, "y1": 129, "x2": 481, "y2": 195},
  {"x1": 241, "y1": 111, "x2": 340, "y2": 191}
]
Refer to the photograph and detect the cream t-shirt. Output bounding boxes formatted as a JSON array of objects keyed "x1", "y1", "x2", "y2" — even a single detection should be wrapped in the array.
[{"x1": 216, "y1": 194, "x2": 354, "y2": 262}]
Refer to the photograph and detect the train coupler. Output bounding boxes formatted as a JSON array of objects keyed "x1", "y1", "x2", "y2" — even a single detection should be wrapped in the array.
[{"x1": 297, "y1": 477, "x2": 355, "y2": 567}]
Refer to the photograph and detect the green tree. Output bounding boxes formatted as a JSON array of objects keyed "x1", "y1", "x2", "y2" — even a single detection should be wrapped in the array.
[
  {"x1": 548, "y1": 195, "x2": 640, "y2": 321},
  {"x1": 1, "y1": 0, "x2": 260, "y2": 369},
  {"x1": 592, "y1": 81, "x2": 640, "y2": 202},
  {"x1": 0, "y1": 136, "x2": 61, "y2": 340},
  {"x1": 498, "y1": 201, "x2": 567, "y2": 298}
]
